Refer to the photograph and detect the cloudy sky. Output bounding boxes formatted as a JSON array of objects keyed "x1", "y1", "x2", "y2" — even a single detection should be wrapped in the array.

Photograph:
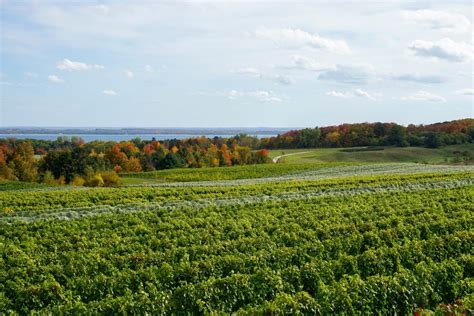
[{"x1": 1, "y1": 0, "x2": 473, "y2": 127}]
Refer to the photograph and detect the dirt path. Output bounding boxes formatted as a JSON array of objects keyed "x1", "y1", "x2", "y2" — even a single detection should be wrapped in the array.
[{"x1": 272, "y1": 151, "x2": 312, "y2": 163}]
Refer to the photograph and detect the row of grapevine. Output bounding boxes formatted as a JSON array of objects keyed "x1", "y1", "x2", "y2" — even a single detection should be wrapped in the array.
[
  {"x1": 1, "y1": 182, "x2": 473, "y2": 313},
  {"x1": 1, "y1": 171, "x2": 472, "y2": 212}
]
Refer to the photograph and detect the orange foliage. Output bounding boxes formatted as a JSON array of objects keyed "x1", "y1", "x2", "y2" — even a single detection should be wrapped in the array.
[
  {"x1": 125, "y1": 157, "x2": 142, "y2": 172},
  {"x1": 143, "y1": 144, "x2": 155, "y2": 155},
  {"x1": 257, "y1": 149, "x2": 269, "y2": 157}
]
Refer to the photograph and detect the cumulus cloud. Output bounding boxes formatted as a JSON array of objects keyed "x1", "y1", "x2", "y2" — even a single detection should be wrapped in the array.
[
  {"x1": 254, "y1": 27, "x2": 350, "y2": 54},
  {"x1": 326, "y1": 89, "x2": 378, "y2": 101},
  {"x1": 200, "y1": 90, "x2": 284, "y2": 103},
  {"x1": 48, "y1": 75, "x2": 63, "y2": 83},
  {"x1": 102, "y1": 89, "x2": 117, "y2": 96},
  {"x1": 318, "y1": 65, "x2": 373, "y2": 85},
  {"x1": 403, "y1": 10, "x2": 471, "y2": 33},
  {"x1": 408, "y1": 38, "x2": 474, "y2": 63},
  {"x1": 284, "y1": 55, "x2": 335, "y2": 72},
  {"x1": 402, "y1": 90, "x2": 446, "y2": 102},
  {"x1": 124, "y1": 69, "x2": 134, "y2": 78},
  {"x1": 453, "y1": 88, "x2": 474, "y2": 95},
  {"x1": 57, "y1": 58, "x2": 104, "y2": 71},
  {"x1": 390, "y1": 73, "x2": 446, "y2": 84}
]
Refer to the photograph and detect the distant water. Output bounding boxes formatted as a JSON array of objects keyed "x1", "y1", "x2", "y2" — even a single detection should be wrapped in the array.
[{"x1": 0, "y1": 133, "x2": 275, "y2": 142}]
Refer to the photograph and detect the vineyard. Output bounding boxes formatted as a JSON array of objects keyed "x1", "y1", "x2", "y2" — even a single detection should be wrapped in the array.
[{"x1": 1, "y1": 162, "x2": 473, "y2": 314}]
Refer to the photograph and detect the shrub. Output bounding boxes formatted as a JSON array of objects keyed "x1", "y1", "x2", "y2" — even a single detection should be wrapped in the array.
[
  {"x1": 71, "y1": 175, "x2": 85, "y2": 186},
  {"x1": 85, "y1": 173, "x2": 104, "y2": 187},
  {"x1": 56, "y1": 175, "x2": 66, "y2": 185},
  {"x1": 100, "y1": 171, "x2": 121, "y2": 187},
  {"x1": 41, "y1": 171, "x2": 57, "y2": 185}
]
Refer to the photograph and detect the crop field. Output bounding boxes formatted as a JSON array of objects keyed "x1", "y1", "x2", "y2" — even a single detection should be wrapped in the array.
[
  {"x1": 1, "y1": 162, "x2": 473, "y2": 314},
  {"x1": 269, "y1": 144, "x2": 474, "y2": 164},
  {"x1": 120, "y1": 162, "x2": 349, "y2": 184},
  {"x1": 0, "y1": 180, "x2": 48, "y2": 192}
]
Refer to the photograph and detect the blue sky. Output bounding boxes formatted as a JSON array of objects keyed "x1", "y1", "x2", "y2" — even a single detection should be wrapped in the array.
[{"x1": 0, "y1": 0, "x2": 472, "y2": 127}]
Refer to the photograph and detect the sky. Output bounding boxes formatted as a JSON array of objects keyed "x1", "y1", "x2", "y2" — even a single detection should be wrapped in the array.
[{"x1": 0, "y1": 0, "x2": 473, "y2": 128}]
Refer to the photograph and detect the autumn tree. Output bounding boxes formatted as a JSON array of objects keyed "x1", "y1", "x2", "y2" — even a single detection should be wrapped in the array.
[
  {"x1": 0, "y1": 147, "x2": 12, "y2": 179},
  {"x1": 219, "y1": 144, "x2": 232, "y2": 166},
  {"x1": 12, "y1": 141, "x2": 38, "y2": 182}
]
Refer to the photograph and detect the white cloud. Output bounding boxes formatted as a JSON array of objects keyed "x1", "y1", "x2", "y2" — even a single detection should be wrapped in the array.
[
  {"x1": 326, "y1": 89, "x2": 378, "y2": 101},
  {"x1": 254, "y1": 27, "x2": 350, "y2": 54},
  {"x1": 354, "y1": 89, "x2": 377, "y2": 101},
  {"x1": 285, "y1": 55, "x2": 335, "y2": 72},
  {"x1": 124, "y1": 69, "x2": 134, "y2": 78},
  {"x1": 200, "y1": 90, "x2": 284, "y2": 103},
  {"x1": 48, "y1": 75, "x2": 63, "y2": 83},
  {"x1": 402, "y1": 90, "x2": 446, "y2": 102},
  {"x1": 102, "y1": 89, "x2": 117, "y2": 96},
  {"x1": 145, "y1": 65, "x2": 154, "y2": 73},
  {"x1": 408, "y1": 38, "x2": 474, "y2": 63},
  {"x1": 403, "y1": 10, "x2": 471, "y2": 33},
  {"x1": 453, "y1": 88, "x2": 474, "y2": 95},
  {"x1": 57, "y1": 58, "x2": 104, "y2": 71},
  {"x1": 326, "y1": 91, "x2": 350, "y2": 98}
]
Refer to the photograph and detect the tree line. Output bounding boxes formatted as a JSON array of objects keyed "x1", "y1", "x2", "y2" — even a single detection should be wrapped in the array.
[
  {"x1": 260, "y1": 119, "x2": 474, "y2": 149},
  {"x1": 0, "y1": 137, "x2": 270, "y2": 186}
]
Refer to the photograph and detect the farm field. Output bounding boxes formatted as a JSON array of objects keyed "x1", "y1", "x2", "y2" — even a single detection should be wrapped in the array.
[
  {"x1": 120, "y1": 162, "x2": 349, "y2": 185},
  {"x1": 269, "y1": 144, "x2": 474, "y2": 164},
  {"x1": 1, "y1": 161, "x2": 473, "y2": 314},
  {"x1": 119, "y1": 145, "x2": 474, "y2": 186}
]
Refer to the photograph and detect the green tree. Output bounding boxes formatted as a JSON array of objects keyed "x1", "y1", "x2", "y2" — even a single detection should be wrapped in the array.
[
  {"x1": 296, "y1": 128, "x2": 321, "y2": 148},
  {"x1": 425, "y1": 132, "x2": 443, "y2": 148},
  {"x1": 388, "y1": 125, "x2": 408, "y2": 147},
  {"x1": 160, "y1": 153, "x2": 185, "y2": 169}
]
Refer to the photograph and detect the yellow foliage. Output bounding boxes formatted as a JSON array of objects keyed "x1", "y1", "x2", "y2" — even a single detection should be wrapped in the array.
[{"x1": 71, "y1": 176, "x2": 86, "y2": 186}]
